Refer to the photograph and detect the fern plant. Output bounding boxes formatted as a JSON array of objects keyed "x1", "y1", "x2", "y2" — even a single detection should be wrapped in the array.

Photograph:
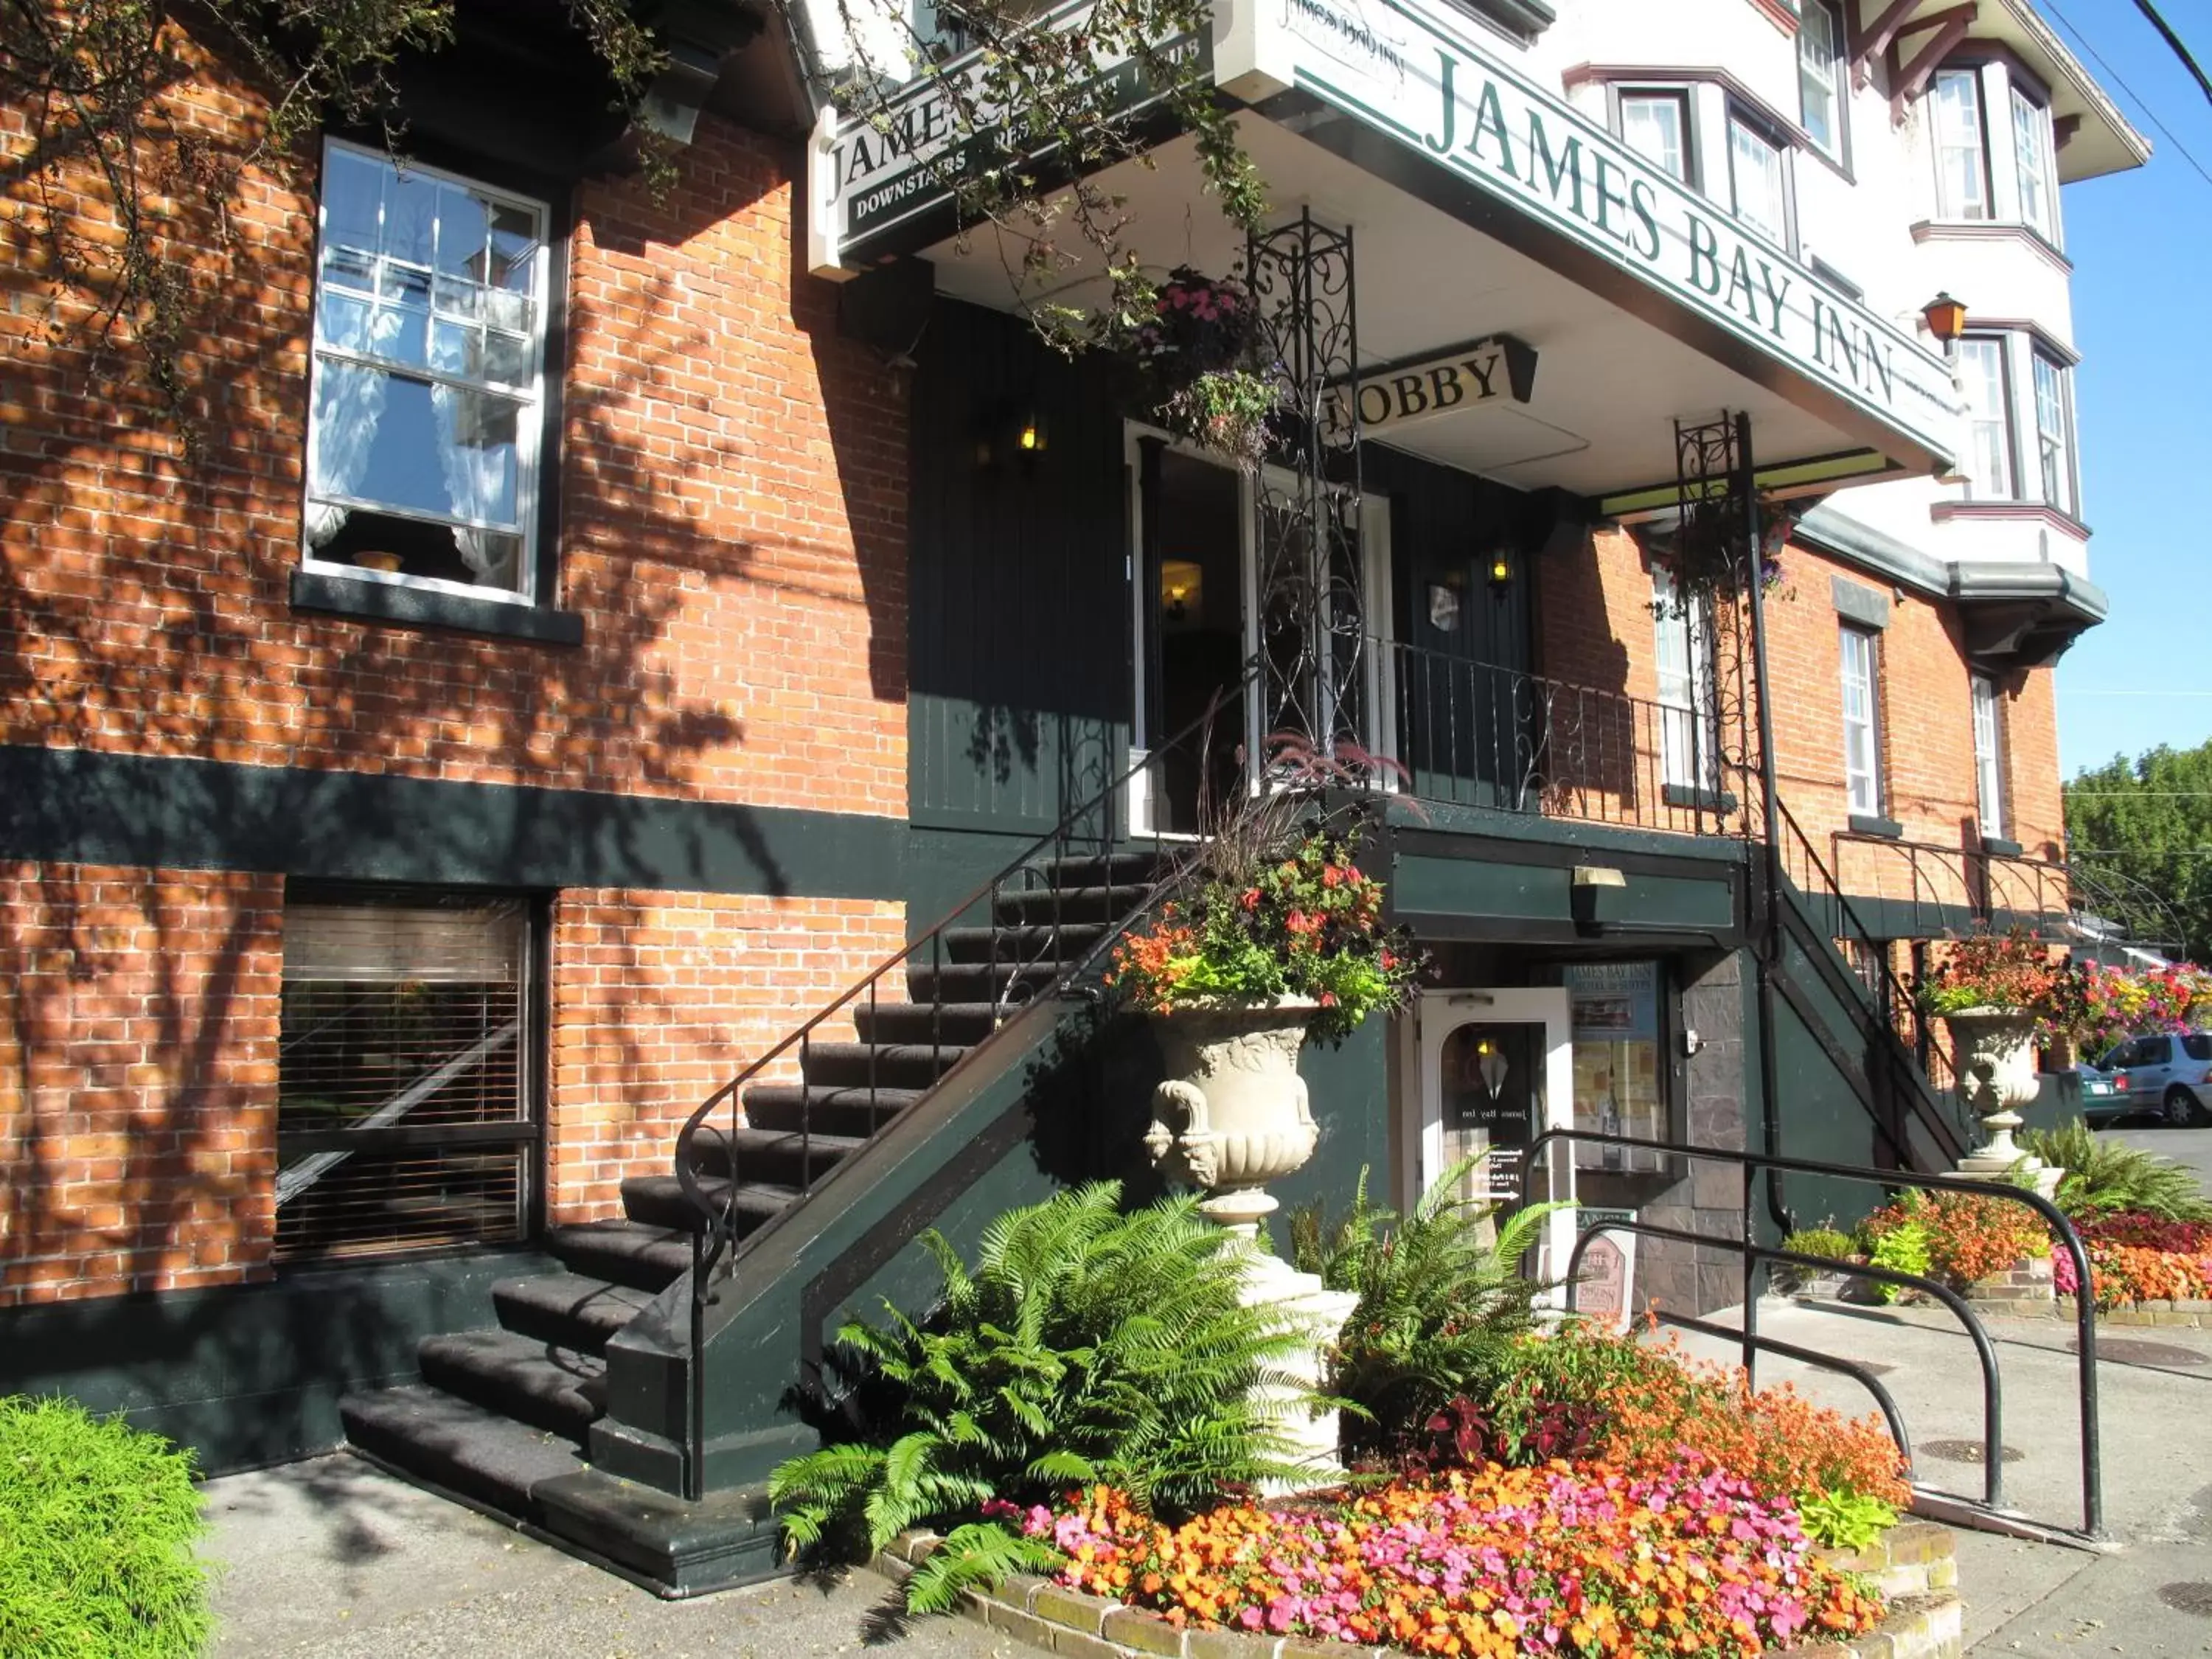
[
  {"x1": 2020, "y1": 1120, "x2": 2212, "y2": 1221},
  {"x1": 770, "y1": 1183, "x2": 1318, "y2": 1612},
  {"x1": 1289, "y1": 1161, "x2": 1565, "y2": 1458}
]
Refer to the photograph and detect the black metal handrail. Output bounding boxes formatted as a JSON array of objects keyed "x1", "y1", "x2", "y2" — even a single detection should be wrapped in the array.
[
  {"x1": 1360, "y1": 634, "x2": 1749, "y2": 841},
  {"x1": 1774, "y1": 796, "x2": 1975, "y2": 1155},
  {"x1": 1523, "y1": 1127, "x2": 2102, "y2": 1542},
  {"x1": 1828, "y1": 830, "x2": 2072, "y2": 942},
  {"x1": 668, "y1": 659, "x2": 1270, "y2": 1495}
]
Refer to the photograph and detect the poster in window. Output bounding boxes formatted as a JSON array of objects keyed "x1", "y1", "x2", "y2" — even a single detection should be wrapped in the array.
[
  {"x1": 1573, "y1": 1208, "x2": 1638, "y2": 1332},
  {"x1": 1565, "y1": 963, "x2": 1664, "y2": 1173}
]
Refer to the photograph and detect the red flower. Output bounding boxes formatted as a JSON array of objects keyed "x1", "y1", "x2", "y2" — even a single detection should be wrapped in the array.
[
  {"x1": 1318, "y1": 991, "x2": 1338, "y2": 1007},
  {"x1": 1241, "y1": 888, "x2": 1260, "y2": 911}
]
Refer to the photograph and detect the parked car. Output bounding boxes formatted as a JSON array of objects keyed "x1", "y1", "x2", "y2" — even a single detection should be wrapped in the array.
[
  {"x1": 2091, "y1": 1032, "x2": 2212, "y2": 1127},
  {"x1": 2074, "y1": 1060, "x2": 2130, "y2": 1126}
]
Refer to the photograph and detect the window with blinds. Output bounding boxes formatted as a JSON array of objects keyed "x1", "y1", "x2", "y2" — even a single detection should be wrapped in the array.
[{"x1": 275, "y1": 894, "x2": 538, "y2": 1262}]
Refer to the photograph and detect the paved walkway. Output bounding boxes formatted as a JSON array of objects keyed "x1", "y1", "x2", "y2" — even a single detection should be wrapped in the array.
[
  {"x1": 1667, "y1": 1297, "x2": 2212, "y2": 1655},
  {"x1": 201, "y1": 1455, "x2": 1006, "y2": 1658}
]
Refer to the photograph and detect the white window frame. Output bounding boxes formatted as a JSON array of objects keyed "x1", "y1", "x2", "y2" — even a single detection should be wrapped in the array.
[
  {"x1": 1971, "y1": 675, "x2": 2006, "y2": 839},
  {"x1": 2009, "y1": 80, "x2": 2061, "y2": 245},
  {"x1": 1798, "y1": 0, "x2": 1847, "y2": 162},
  {"x1": 302, "y1": 139, "x2": 552, "y2": 605},
  {"x1": 1957, "y1": 335, "x2": 2015, "y2": 501},
  {"x1": 1652, "y1": 568, "x2": 1718, "y2": 796},
  {"x1": 1930, "y1": 67, "x2": 1992, "y2": 220},
  {"x1": 1839, "y1": 625, "x2": 1882, "y2": 818},
  {"x1": 2032, "y1": 349, "x2": 2079, "y2": 517},
  {"x1": 1616, "y1": 87, "x2": 1694, "y2": 185},
  {"x1": 1726, "y1": 110, "x2": 1792, "y2": 248}
]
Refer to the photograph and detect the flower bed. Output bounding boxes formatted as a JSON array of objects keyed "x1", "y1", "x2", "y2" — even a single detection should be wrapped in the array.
[
  {"x1": 1020, "y1": 1470, "x2": 1884, "y2": 1658},
  {"x1": 2052, "y1": 1214, "x2": 2212, "y2": 1307}
]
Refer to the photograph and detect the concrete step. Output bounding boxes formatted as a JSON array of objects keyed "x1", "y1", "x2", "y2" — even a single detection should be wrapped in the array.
[
  {"x1": 341, "y1": 1382, "x2": 582, "y2": 1523},
  {"x1": 491, "y1": 1271, "x2": 655, "y2": 1356},
  {"x1": 417, "y1": 1329, "x2": 605, "y2": 1441}
]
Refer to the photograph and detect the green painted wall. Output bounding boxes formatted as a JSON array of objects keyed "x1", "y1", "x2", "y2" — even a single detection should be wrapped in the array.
[{"x1": 0, "y1": 1248, "x2": 552, "y2": 1472}]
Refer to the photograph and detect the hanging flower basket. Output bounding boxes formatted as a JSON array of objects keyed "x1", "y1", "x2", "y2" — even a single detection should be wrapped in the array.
[{"x1": 1119, "y1": 266, "x2": 1282, "y2": 471}]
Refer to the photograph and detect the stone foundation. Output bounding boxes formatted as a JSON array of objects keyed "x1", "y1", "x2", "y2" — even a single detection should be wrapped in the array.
[{"x1": 873, "y1": 1519, "x2": 1964, "y2": 1659}]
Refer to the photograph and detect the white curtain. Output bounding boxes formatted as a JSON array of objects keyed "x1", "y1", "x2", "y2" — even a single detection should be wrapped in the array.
[
  {"x1": 307, "y1": 306, "x2": 405, "y2": 547},
  {"x1": 430, "y1": 383, "x2": 510, "y2": 581}
]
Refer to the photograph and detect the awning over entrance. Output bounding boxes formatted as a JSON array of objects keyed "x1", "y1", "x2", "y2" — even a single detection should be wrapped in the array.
[{"x1": 805, "y1": 0, "x2": 1964, "y2": 493}]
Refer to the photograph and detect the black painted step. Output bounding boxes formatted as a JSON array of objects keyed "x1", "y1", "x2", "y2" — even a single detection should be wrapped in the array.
[
  {"x1": 686, "y1": 1121, "x2": 867, "y2": 1185},
  {"x1": 906, "y1": 959, "x2": 1064, "y2": 1006},
  {"x1": 341, "y1": 1382, "x2": 582, "y2": 1522},
  {"x1": 619, "y1": 1172, "x2": 796, "y2": 1237},
  {"x1": 492, "y1": 1271, "x2": 654, "y2": 1355},
  {"x1": 994, "y1": 884, "x2": 1150, "y2": 925},
  {"x1": 852, "y1": 1001, "x2": 998, "y2": 1046},
  {"x1": 799, "y1": 1040, "x2": 970, "y2": 1089},
  {"x1": 942, "y1": 922, "x2": 1108, "y2": 964},
  {"x1": 1037, "y1": 851, "x2": 1172, "y2": 887},
  {"x1": 417, "y1": 1329, "x2": 605, "y2": 1441},
  {"x1": 546, "y1": 1220, "x2": 692, "y2": 1293},
  {"x1": 740, "y1": 1081, "x2": 925, "y2": 1138}
]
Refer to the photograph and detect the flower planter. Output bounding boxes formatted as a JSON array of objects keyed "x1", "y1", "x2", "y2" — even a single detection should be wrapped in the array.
[
  {"x1": 1143, "y1": 998, "x2": 1320, "y2": 1229},
  {"x1": 1944, "y1": 1005, "x2": 2042, "y2": 1176}
]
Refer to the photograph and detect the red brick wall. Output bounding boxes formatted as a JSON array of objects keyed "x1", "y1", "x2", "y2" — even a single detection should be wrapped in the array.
[
  {"x1": 547, "y1": 891, "x2": 905, "y2": 1221},
  {"x1": 0, "y1": 39, "x2": 907, "y2": 815},
  {"x1": 0, "y1": 863, "x2": 283, "y2": 1307}
]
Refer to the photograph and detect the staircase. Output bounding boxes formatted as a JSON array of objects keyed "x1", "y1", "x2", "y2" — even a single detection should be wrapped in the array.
[{"x1": 338, "y1": 849, "x2": 1166, "y2": 1557}]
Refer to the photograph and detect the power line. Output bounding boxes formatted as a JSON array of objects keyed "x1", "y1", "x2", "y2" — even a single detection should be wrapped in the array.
[
  {"x1": 2043, "y1": 0, "x2": 2212, "y2": 191},
  {"x1": 2132, "y1": 0, "x2": 2212, "y2": 107}
]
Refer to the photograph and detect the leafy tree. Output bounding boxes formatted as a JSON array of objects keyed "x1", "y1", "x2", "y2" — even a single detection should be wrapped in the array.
[{"x1": 2065, "y1": 740, "x2": 2212, "y2": 961}]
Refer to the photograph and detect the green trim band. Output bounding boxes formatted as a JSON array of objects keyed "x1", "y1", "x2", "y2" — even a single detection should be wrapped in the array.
[{"x1": 0, "y1": 745, "x2": 906, "y2": 900}]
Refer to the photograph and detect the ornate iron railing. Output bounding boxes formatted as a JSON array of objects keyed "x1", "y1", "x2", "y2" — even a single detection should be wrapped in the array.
[{"x1": 1827, "y1": 830, "x2": 2072, "y2": 941}]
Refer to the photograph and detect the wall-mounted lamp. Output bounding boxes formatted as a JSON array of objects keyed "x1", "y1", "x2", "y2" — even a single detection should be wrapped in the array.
[
  {"x1": 1487, "y1": 549, "x2": 1513, "y2": 595},
  {"x1": 1160, "y1": 559, "x2": 1203, "y2": 627},
  {"x1": 1920, "y1": 291, "x2": 1969, "y2": 353},
  {"x1": 1017, "y1": 411, "x2": 1047, "y2": 456},
  {"x1": 973, "y1": 405, "x2": 1048, "y2": 472}
]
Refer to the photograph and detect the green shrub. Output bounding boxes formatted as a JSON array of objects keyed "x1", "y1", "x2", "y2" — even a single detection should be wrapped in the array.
[
  {"x1": 2021, "y1": 1119, "x2": 2212, "y2": 1221},
  {"x1": 1863, "y1": 1217, "x2": 1932, "y2": 1303},
  {"x1": 1287, "y1": 1161, "x2": 1562, "y2": 1458},
  {"x1": 0, "y1": 1395, "x2": 213, "y2": 1658},
  {"x1": 769, "y1": 1183, "x2": 1314, "y2": 1612},
  {"x1": 1781, "y1": 1226, "x2": 1854, "y2": 1262},
  {"x1": 1798, "y1": 1486, "x2": 1901, "y2": 1552}
]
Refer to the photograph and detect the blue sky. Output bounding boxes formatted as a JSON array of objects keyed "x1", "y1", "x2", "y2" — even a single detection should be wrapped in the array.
[{"x1": 2041, "y1": 0, "x2": 2212, "y2": 776}]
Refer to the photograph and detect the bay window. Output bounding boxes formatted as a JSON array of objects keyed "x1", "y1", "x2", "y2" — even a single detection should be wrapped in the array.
[
  {"x1": 1798, "y1": 0, "x2": 1846, "y2": 161},
  {"x1": 1728, "y1": 112, "x2": 1790, "y2": 246},
  {"x1": 1618, "y1": 89, "x2": 1692, "y2": 183},
  {"x1": 1931, "y1": 68, "x2": 1992, "y2": 220},
  {"x1": 2010, "y1": 83, "x2": 2060, "y2": 243},
  {"x1": 1958, "y1": 336, "x2": 2014, "y2": 500},
  {"x1": 2033, "y1": 350, "x2": 2078, "y2": 517},
  {"x1": 305, "y1": 141, "x2": 549, "y2": 600}
]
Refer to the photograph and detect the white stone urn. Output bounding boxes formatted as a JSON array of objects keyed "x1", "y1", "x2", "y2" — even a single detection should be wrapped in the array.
[
  {"x1": 1141, "y1": 996, "x2": 1354, "y2": 1483},
  {"x1": 1948, "y1": 1005, "x2": 2045, "y2": 1178},
  {"x1": 1142, "y1": 998, "x2": 1321, "y2": 1228}
]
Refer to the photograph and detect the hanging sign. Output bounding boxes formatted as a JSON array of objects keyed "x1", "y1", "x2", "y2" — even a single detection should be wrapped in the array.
[{"x1": 1319, "y1": 334, "x2": 1538, "y2": 441}]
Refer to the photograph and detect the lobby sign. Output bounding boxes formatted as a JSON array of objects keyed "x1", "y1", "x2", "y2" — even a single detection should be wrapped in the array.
[
  {"x1": 1242, "y1": 0, "x2": 1961, "y2": 463},
  {"x1": 1318, "y1": 333, "x2": 1537, "y2": 441}
]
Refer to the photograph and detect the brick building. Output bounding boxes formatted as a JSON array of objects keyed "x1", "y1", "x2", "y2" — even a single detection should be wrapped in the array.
[{"x1": 1, "y1": 0, "x2": 2138, "y2": 1592}]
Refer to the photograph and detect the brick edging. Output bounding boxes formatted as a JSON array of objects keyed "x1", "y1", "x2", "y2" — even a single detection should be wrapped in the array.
[{"x1": 870, "y1": 1519, "x2": 1963, "y2": 1659}]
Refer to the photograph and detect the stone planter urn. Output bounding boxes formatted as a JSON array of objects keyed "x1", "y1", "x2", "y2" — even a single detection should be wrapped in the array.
[
  {"x1": 1948, "y1": 1005, "x2": 2051, "y2": 1186},
  {"x1": 1142, "y1": 998, "x2": 1322, "y2": 1230},
  {"x1": 1141, "y1": 996, "x2": 1352, "y2": 1484}
]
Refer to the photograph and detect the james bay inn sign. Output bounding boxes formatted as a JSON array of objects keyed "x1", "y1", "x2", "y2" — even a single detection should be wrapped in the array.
[{"x1": 811, "y1": 0, "x2": 1964, "y2": 470}]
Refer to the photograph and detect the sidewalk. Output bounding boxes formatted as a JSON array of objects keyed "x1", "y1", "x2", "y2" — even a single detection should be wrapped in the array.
[
  {"x1": 1666, "y1": 1298, "x2": 2212, "y2": 1655},
  {"x1": 201, "y1": 1455, "x2": 1010, "y2": 1658}
]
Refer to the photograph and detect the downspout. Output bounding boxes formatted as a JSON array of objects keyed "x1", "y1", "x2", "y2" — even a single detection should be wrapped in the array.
[{"x1": 1736, "y1": 412, "x2": 1794, "y2": 1240}]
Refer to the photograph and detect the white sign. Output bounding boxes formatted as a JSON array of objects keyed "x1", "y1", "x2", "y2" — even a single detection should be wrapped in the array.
[
  {"x1": 1318, "y1": 334, "x2": 1535, "y2": 440},
  {"x1": 1219, "y1": 0, "x2": 1961, "y2": 464}
]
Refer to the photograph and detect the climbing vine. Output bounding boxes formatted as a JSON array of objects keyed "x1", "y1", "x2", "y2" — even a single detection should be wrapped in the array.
[{"x1": 0, "y1": 0, "x2": 670, "y2": 463}]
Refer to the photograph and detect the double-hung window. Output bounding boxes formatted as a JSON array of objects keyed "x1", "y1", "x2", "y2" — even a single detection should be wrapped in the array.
[
  {"x1": 305, "y1": 140, "x2": 550, "y2": 599},
  {"x1": 2010, "y1": 83, "x2": 2060, "y2": 243},
  {"x1": 1957, "y1": 336, "x2": 2014, "y2": 500},
  {"x1": 1652, "y1": 569, "x2": 1718, "y2": 796},
  {"x1": 1971, "y1": 675, "x2": 2006, "y2": 839},
  {"x1": 1618, "y1": 89, "x2": 1693, "y2": 183},
  {"x1": 2032, "y1": 351, "x2": 2078, "y2": 516},
  {"x1": 1798, "y1": 1, "x2": 1847, "y2": 161},
  {"x1": 1839, "y1": 625, "x2": 1882, "y2": 817},
  {"x1": 1931, "y1": 67, "x2": 1992, "y2": 220},
  {"x1": 1728, "y1": 113, "x2": 1790, "y2": 246}
]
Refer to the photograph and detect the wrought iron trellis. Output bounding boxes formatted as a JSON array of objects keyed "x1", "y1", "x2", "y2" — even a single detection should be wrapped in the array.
[{"x1": 1248, "y1": 210, "x2": 1363, "y2": 757}]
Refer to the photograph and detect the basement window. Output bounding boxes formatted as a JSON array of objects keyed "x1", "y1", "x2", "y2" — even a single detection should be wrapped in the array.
[{"x1": 275, "y1": 891, "x2": 538, "y2": 1263}]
